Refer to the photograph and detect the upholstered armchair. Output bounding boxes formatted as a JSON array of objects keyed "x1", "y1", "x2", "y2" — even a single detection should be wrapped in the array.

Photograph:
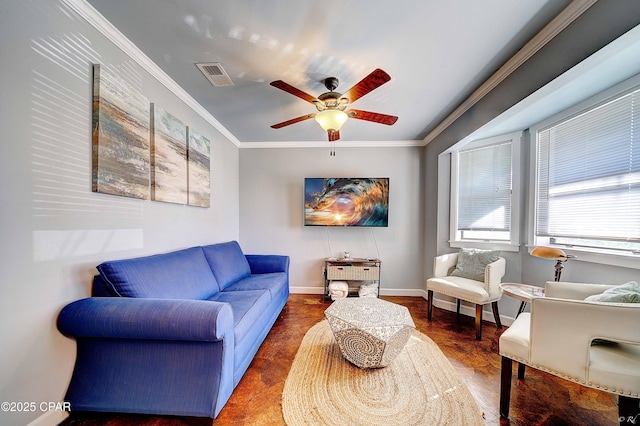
[
  {"x1": 500, "y1": 281, "x2": 640, "y2": 423},
  {"x1": 426, "y1": 251, "x2": 506, "y2": 340}
]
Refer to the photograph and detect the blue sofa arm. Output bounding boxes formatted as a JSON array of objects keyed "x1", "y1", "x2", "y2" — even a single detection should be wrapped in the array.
[
  {"x1": 58, "y1": 297, "x2": 233, "y2": 341},
  {"x1": 245, "y1": 254, "x2": 290, "y2": 274},
  {"x1": 57, "y1": 297, "x2": 236, "y2": 419}
]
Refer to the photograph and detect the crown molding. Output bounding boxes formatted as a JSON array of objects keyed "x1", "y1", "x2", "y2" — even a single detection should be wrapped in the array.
[
  {"x1": 62, "y1": 0, "x2": 242, "y2": 147},
  {"x1": 423, "y1": 0, "x2": 598, "y2": 146},
  {"x1": 240, "y1": 140, "x2": 425, "y2": 149}
]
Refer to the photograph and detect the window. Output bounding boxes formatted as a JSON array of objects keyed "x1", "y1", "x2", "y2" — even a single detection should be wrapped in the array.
[
  {"x1": 450, "y1": 132, "x2": 521, "y2": 249},
  {"x1": 533, "y1": 85, "x2": 640, "y2": 256}
]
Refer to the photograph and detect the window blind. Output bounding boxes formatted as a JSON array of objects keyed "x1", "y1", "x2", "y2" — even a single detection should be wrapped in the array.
[
  {"x1": 457, "y1": 142, "x2": 512, "y2": 232},
  {"x1": 536, "y1": 87, "x2": 640, "y2": 252}
]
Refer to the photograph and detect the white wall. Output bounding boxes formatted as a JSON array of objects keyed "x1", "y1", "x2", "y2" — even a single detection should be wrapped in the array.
[
  {"x1": 0, "y1": 2, "x2": 240, "y2": 425},
  {"x1": 239, "y1": 146, "x2": 425, "y2": 295}
]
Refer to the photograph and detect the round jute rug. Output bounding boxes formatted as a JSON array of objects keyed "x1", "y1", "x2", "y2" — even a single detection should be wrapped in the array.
[{"x1": 282, "y1": 320, "x2": 485, "y2": 426}]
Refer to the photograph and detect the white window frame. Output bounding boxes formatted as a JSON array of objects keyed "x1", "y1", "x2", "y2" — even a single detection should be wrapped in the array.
[
  {"x1": 528, "y1": 73, "x2": 640, "y2": 270},
  {"x1": 450, "y1": 131, "x2": 522, "y2": 251}
]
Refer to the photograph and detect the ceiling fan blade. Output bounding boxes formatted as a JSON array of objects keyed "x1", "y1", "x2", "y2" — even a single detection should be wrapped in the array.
[
  {"x1": 270, "y1": 113, "x2": 316, "y2": 129},
  {"x1": 346, "y1": 109, "x2": 398, "y2": 125},
  {"x1": 328, "y1": 130, "x2": 340, "y2": 142},
  {"x1": 270, "y1": 80, "x2": 318, "y2": 104},
  {"x1": 341, "y1": 69, "x2": 391, "y2": 104}
]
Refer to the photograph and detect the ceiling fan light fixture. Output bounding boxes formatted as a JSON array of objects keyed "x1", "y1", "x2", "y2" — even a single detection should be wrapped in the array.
[{"x1": 315, "y1": 109, "x2": 348, "y2": 132}]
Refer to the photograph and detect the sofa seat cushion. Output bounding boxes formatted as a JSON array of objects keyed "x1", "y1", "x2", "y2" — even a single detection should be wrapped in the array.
[
  {"x1": 202, "y1": 241, "x2": 251, "y2": 290},
  {"x1": 97, "y1": 247, "x2": 220, "y2": 299},
  {"x1": 427, "y1": 276, "x2": 491, "y2": 304},
  {"x1": 208, "y1": 290, "x2": 271, "y2": 348},
  {"x1": 223, "y1": 272, "x2": 288, "y2": 300},
  {"x1": 589, "y1": 342, "x2": 640, "y2": 393}
]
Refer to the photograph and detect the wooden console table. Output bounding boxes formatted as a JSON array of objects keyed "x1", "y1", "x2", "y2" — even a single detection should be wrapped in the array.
[{"x1": 323, "y1": 258, "x2": 381, "y2": 299}]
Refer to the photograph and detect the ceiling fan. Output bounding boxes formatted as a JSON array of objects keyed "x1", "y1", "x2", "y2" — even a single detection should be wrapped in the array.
[{"x1": 269, "y1": 68, "x2": 398, "y2": 142}]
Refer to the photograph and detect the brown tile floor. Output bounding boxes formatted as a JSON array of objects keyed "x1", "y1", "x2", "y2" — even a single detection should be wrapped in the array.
[{"x1": 60, "y1": 295, "x2": 620, "y2": 425}]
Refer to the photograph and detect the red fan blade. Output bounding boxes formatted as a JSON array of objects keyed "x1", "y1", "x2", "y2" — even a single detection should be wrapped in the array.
[
  {"x1": 270, "y1": 80, "x2": 318, "y2": 104},
  {"x1": 328, "y1": 130, "x2": 340, "y2": 141},
  {"x1": 270, "y1": 113, "x2": 316, "y2": 129},
  {"x1": 346, "y1": 109, "x2": 398, "y2": 125},
  {"x1": 341, "y1": 69, "x2": 391, "y2": 104}
]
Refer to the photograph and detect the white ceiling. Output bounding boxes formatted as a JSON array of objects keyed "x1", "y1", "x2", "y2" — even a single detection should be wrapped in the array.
[{"x1": 84, "y1": 0, "x2": 573, "y2": 145}]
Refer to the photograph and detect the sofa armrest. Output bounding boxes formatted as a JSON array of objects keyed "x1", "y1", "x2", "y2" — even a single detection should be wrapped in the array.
[
  {"x1": 57, "y1": 297, "x2": 234, "y2": 342},
  {"x1": 530, "y1": 297, "x2": 640, "y2": 381},
  {"x1": 544, "y1": 281, "x2": 616, "y2": 300},
  {"x1": 433, "y1": 253, "x2": 458, "y2": 277},
  {"x1": 245, "y1": 254, "x2": 290, "y2": 274}
]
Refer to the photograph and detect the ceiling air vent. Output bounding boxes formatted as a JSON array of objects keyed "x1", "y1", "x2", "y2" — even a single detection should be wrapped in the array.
[{"x1": 196, "y1": 62, "x2": 234, "y2": 87}]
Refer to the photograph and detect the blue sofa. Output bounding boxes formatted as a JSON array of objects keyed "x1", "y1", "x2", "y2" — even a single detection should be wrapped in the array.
[{"x1": 57, "y1": 241, "x2": 289, "y2": 420}]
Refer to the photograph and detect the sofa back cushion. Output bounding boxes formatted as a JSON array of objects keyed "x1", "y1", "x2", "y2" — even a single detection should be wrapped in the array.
[
  {"x1": 202, "y1": 241, "x2": 251, "y2": 290},
  {"x1": 97, "y1": 247, "x2": 220, "y2": 299}
]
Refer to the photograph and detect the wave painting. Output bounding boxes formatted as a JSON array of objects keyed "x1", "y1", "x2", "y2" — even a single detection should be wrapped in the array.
[{"x1": 304, "y1": 178, "x2": 389, "y2": 227}]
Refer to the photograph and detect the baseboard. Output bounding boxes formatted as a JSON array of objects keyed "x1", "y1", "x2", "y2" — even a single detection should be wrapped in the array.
[
  {"x1": 289, "y1": 286, "x2": 427, "y2": 298},
  {"x1": 290, "y1": 286, "x2": 325, "y2": 295},
  {"x1": 26, "y1": 410, "x2": 69, "y2": 426}
]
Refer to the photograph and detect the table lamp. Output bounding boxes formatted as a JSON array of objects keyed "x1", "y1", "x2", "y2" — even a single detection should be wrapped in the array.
[{"x1": 530, "y1": 246, "x2": 576, "y2": 281}]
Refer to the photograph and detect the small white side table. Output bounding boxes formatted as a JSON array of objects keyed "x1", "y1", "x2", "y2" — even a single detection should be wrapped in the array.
[{"x1": 500, "y1": 283, "x2": 545, "y2": 317}]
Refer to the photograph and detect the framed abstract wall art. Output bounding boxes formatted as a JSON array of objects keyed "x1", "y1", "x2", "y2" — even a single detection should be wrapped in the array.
[
  {"x1": 92, "y1": 64, "x2": 150, "y2": 199},
  {"x1": 187, "y1": 127, "x2": 211, "y2": 207},
  {"x1": 151, "y1": 103, "x2": 188, "y2": 205}
]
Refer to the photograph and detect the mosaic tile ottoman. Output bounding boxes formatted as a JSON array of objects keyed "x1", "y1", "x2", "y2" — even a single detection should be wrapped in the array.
[{"x1": 324, "y1": 297, "x2": 415, "y2": 368}]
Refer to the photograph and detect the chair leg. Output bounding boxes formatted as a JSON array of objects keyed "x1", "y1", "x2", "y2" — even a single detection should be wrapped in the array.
[
  {"x1": 500, "y1": 356, "x2": 513, "y2": 418},
  {"x1": 427, "y1": 290, "x2": 433, "y2": 321},
  {"x1": 456, "y1": 299, "x2": 461, "y2": 324},
  {"x1": 517, "y1": 362, "x2": 526, "y2": 379},
  {"x1": 492, "y1": 301, "x2": 503, "y2": 329},
  {"x1": 618, "y1": 395, "x2": 640, "y2": 425},
  {"x1": 475, "y1": 304, "x2": 483, "y2": 340}
]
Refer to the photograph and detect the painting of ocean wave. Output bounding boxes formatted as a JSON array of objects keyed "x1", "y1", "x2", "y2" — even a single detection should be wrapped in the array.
[
  {"x1": 187, "y1": 127, "x2": 210, "y2": 208},
  {"x1": 304, "y1": 178, "x2": 389, "y2": 227},
  {"x1": 151, "y1": 104, "x2": 187, "y2": 204},
  {"x1": 92, "y1": 64, "x2": 150, "y2": 199}
]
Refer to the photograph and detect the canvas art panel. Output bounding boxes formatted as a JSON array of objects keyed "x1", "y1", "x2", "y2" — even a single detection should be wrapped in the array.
[
  {"x1": 187, "y1": 127, "x2": 211, "y2": 207},
  {"x1": 92, "y1": 64, "x2": 150, "y2": 199},
  {"x1": 151, "y1": 104, "x2": 188, "y2": 204}
]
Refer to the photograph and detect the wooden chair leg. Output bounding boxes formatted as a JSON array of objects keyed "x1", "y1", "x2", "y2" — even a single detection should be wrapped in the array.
[
  {"x1": 456, "y1": 299, "x2": 461, "y2": 324},
  {"x1": 618, "y1": 395, "x2": 640, "y2": 425},
  {"x1": 517, "y1": 362, "x2": 526, "y2": 379},
  {"x1": 427, "y1": 290, "x2": 433, "y2": 321},
  {"x1": 492, "y1": 301, "x2": 502, "y2": 329},
  {"x1": 475, "y1": 304, "x2": 483, "y2": 340},
  {"x1": 500, "y1": 356, "x2": 513, "y2": 418}
]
